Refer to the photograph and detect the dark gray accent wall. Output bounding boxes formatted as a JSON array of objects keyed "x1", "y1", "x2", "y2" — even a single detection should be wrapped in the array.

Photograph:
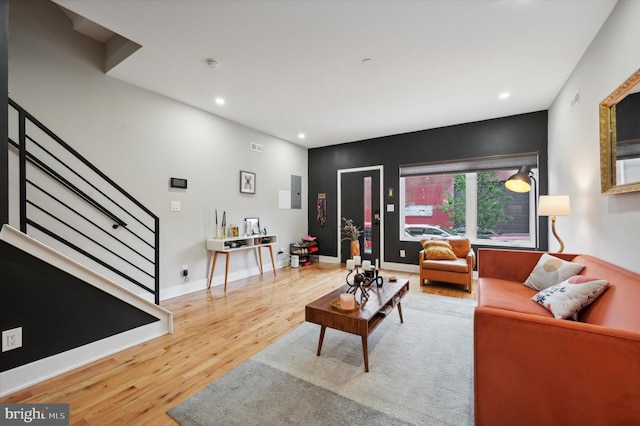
[
  {"x1": 0, "y1": 241, "x2": 159, "y2": 372},
  {"x1": 308, "y1": 111, "x2": 549, "y2": 264}
]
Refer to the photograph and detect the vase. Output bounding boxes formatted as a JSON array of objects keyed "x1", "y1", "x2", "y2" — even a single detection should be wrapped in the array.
[{"x1": 350, "y1": 240, "x2": 360, "y2": 257}]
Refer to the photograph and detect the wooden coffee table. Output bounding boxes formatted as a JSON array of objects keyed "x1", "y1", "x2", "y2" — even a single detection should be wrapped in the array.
[{"x1": 305, "y1": 278, "x2": 409, "y2": 372}]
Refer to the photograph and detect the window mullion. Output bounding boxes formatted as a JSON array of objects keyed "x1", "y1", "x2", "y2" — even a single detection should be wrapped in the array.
[{"x1": 465, "y1": 173, "x2": 477, "y2": 239}]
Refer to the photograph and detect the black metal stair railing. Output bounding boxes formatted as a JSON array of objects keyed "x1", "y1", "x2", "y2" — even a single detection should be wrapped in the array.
[{"x1": 7, "y1": 98, "x2": 160, "y2": 304}]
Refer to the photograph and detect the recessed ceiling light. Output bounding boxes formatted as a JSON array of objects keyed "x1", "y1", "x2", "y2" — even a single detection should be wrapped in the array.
[
  {"x1": 215, "y1": 97, "x2": 225, "y2": 105},
  {"x1": 298, "y1": 133, "x2": 306, "y2": 139},
  {"x1": 499, "y1": 92, "x2": 511, "y2": 100}
]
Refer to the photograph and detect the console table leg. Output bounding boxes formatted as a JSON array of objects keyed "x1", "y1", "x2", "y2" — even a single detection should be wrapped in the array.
[
  {"x1": 362, "y1": 336, "x2": 369, "y2": 372},
  {"x1": 317, "y1": 326, "x2": 326, "y2": 356},
  {"x1": 224, "y1": 252, "x2": 230, "y2": 292},
  {"x1": 268, "y1": 245, "x2": 276, "y2": 276},
  {"x1": 256, "y1": 247, "x2": 264, "y2": 274},
  {"x1": 208, "y1": 251, "x2": 219, "y2": 289},
  {"x1": 397, "y1": 301, "x2": 404, "y2": 323}
]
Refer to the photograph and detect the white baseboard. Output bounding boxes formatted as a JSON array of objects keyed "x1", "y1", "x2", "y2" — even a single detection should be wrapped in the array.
[
  {"x1": 159, "y1": 265, "x2": 282, "y2": 301},
  {"x1": 0, "y1": 321, "x2": 168, "y2": 397}
]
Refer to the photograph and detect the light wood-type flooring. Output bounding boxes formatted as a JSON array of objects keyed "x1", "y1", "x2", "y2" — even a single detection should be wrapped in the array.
[{"x1": 1, "y1": 262, "x2": 476, "y2": 425}]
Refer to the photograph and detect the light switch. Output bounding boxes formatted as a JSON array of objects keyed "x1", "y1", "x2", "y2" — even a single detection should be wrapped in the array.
[{"x1": 170, "y1": 201, "x2": 181, "y2": 212}]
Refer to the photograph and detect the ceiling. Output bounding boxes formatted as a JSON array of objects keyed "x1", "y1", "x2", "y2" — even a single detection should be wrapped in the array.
[{"x1": 52, "y1": 0, "x2": 617, "y2": 149}]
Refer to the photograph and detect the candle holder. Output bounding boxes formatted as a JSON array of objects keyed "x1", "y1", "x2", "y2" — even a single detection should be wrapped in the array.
[
  {"x1": 345, "y1": 268, "x2": 370, "y2": 301},
  {"x1": 364, "y1": 269, "x2": 384, "y2": 288}
]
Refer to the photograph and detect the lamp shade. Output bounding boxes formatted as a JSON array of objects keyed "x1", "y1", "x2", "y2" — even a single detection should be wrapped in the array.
[
  {"x1": 538, "y1": 195, "x2": 571, "y2": 216},
  {"x1": 505, "y1": 166, "x2": 532, "y2": 193}
]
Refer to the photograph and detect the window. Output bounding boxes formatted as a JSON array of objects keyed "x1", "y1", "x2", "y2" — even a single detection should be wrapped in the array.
[{"x1": 400, "y1": 154, "x2": 538, "y2": 247}]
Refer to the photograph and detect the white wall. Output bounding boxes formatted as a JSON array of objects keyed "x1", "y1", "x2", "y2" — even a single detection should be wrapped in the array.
[
  {"x1": 8, "y1": 0, "x2": 308, "y2": 299},
  {"x1": 548, "y1": 0, "x2": 640, "y2": 273}
]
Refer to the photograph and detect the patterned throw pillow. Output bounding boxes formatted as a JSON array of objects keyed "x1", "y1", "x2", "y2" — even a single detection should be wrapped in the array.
[
  {"x1": 524, "y1": 253, "x2": 585, "y2": 291},
  {"x1": 425, "y1": 246, "x2": 458, "y2": 260},
  {"x1": 532, "y1": 276, "x2": 610, "y2": 319}
]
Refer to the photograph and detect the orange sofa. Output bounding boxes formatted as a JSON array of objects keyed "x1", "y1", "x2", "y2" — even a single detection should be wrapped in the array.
[
  {"x1": 474, "y1": 248, "x2": 640, "y2": 426},
  {"x1": 419, "y1": 238, "x2": 475, "y2": 292}
]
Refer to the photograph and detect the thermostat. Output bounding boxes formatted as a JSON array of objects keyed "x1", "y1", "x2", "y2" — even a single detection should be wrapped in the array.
[{"x1": 170, "y1": 177, "x2": 187, "y2": 189}]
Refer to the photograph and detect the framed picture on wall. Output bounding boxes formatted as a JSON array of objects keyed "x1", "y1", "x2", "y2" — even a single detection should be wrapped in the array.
[{"x1": 240, "y1": 171, "x2": 256, "y2": 194}]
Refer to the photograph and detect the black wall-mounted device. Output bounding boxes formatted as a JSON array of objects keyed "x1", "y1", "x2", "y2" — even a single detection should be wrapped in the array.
[{"x1": 170, "y1": 177, "x2": 188, "y2": 189}]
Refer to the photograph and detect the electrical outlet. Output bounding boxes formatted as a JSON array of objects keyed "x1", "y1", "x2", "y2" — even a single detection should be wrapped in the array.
[
  {"x1": 2, "y1": 327, "x2": 23, "y2": 352},
  {"x1": 181, "y1": 265, "x2": 188, "y2": 276},
  {"x1": 400, "y1": 249, "x2": 406, "y2": 258}
]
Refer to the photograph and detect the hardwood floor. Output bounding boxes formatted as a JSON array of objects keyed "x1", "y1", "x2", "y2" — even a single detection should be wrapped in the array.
[{"x1": 1, "y1": 263, "x2": 476, "y2": 425}]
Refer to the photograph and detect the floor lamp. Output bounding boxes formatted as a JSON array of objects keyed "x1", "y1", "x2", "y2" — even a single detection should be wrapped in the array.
[
  {"x1": 538, "y1": 195, "x2": 571, "y2": 253},
  {"x1": 505, "y1": 166, "x2": 538, "y2": 250}
]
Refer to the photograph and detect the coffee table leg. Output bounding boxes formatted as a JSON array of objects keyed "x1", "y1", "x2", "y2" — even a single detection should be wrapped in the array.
[
  {"x1": 397, "y1": 301, "x2": 404, "y2": 323},
  {"x1": 317, "y1": 326, "x2": 326, "y2": 356},
  {"x1": 362, "y1": 336, "x2": 369, "y2": 372}
]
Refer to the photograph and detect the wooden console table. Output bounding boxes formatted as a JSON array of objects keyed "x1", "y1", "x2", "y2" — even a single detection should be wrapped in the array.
[{"x1": 206, "y1": 234, "x2": 277, "y2": 291}]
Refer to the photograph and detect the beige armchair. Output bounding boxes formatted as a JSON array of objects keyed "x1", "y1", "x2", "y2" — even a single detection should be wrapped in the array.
[{"x1": 419, "y1": 238, "x2": 475, "y2": 292}]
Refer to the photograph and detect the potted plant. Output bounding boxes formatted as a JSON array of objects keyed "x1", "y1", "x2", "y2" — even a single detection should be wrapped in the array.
[{"x1": 340, "y1": 217, "x2": 363, "y2": 257}]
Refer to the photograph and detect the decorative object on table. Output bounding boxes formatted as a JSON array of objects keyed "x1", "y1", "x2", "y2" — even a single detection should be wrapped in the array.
[
  {"x1": 538, "y1": 195, "x2": 571, "y2": 253},
  {"x1": 214, "y1": 209, "x2": 228, "y2": 239},
  {"x1": 244, "y1": 217, "x2": 260, "y2": 235},
  {"x1": 340, "y1": 217, "x2": 363, "y2": 257},
  {"x1": 220, "y1": 210, "x2": 226, "y2": 239},
  {"x1": 214, "y1": 209, "x2": 219, "y2": 239},
  {"x1": 361, "y1": 259, "x2": 384, "y2": 288},
  {"x1": 240, "y1": 170, "x2": 256, "y2": 194},
  {"x1": 331, "y1": 293, "x2": 360, "y2": 312},
  {"x1": 345, "y1": 258, "x2": 370, "y2": 301}
]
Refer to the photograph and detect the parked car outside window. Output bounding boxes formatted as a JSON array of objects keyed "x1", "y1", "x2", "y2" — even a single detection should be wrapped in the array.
[{"x1": 404, "y1": 225, "x2": 452, "y2": 238}]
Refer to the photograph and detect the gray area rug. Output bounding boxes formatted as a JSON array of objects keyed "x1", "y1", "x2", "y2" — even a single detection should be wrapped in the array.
[{"x1": 168, "y1": 293, "x2": 476, "y2": 426}]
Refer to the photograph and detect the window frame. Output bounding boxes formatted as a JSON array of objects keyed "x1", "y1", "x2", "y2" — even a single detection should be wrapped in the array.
[{"x1": 399, "y1": 154, "x2": 539, "y2": 248}]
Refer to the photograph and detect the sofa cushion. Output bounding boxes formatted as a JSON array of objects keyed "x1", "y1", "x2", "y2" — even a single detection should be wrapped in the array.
[
  {"x1": 523, "y1": 253, "x2": 585, "y2": 291},
  {"x1": 532, "y1": 276, "x2": 609, "y2": 319},
  {"x1": 447, "y1": 238, "x2": 471, "y2": 258},
  {"x1": 425, "y1": 246, "x2": 457, "y2": 260},
  {"x1": 573, "y1": 255, "x2": 640, "y2": 332},
  {"x1": 478, "y1": 278, "x2": 553, "y2": 317}
]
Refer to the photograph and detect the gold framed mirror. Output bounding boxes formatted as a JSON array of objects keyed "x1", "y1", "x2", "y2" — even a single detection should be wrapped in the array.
[{"x1": 599, "y1": 68, "x2": 640, "y2": 195}]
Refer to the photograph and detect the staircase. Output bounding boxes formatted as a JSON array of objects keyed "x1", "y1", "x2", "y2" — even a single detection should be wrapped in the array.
[{"x1": 1, "y1": 100, "x2": 172, "y2": 397}]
